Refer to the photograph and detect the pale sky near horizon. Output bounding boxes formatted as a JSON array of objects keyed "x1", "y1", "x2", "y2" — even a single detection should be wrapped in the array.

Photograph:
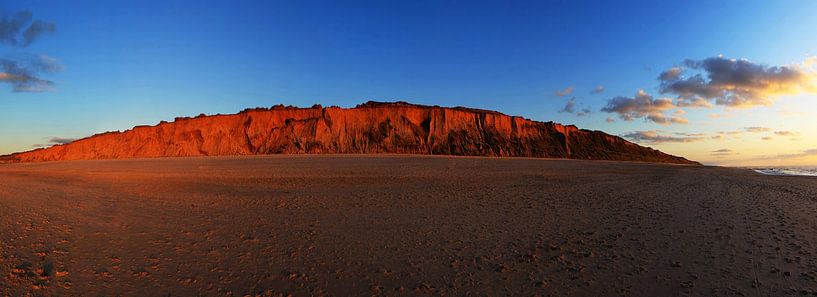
[{"x1": 1, "y1": 1, "x2": 816, "y2": 166}]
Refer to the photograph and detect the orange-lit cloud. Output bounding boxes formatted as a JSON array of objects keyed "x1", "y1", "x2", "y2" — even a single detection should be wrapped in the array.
[
  {"x1": 621, "y1": 130, "x2": 702, "y2": 144},
  {"x1": 658, "y1": 67, "x2": 683, "y2": 81},
  {"x1": 0, "y1": 10, "x2": 60, "y2": 93},
  {"x1": 711, "y1": 149, "x2": 738, "y2": 157},
  {"x1": 658, "y1": 56, "x2": 817, "y2": 108},
  {"x1": 554, "y1": 85, "x2": 574, "y2": 97},
  {"x1": 676, "y1": 97, "x2": 712, "y2": 108},
  {"x1": 622, "y1": 127, "x2": 795, "y2": 145},
  {"x1": 744, "y1": 126, "x2": 771, "y2": 133},
  {"x1": 601, "y1": 89, "x2": 687, "y2": 125},
  {"x1": 761, "y1": 148, "x2": 817, "y2": 160},
  {"x1": 0, "y1": 55, "x2": 62, "y2": 92}
]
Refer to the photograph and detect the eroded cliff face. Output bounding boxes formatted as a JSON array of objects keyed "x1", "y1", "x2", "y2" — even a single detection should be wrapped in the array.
[{"x1": 1, "y1": 101, "x2": 700, "y2": 164}]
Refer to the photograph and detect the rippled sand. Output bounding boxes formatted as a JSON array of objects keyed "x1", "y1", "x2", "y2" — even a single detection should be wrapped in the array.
[{"x1": 1, "y1": 155, "x2": 816, "y2": 296}]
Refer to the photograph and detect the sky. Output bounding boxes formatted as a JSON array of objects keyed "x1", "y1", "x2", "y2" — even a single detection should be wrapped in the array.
[{"x1": 1, "y1": 0, "x2": 816, "y2": 166}]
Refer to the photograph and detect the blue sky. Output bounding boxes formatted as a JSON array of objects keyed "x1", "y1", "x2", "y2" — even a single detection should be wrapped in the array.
[{"x1": 2, "y1": 1, "x2": 816, "y2": 165}]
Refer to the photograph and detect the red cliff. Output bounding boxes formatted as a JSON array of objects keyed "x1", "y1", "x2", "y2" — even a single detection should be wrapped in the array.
[{"x1": 0, "y1": 101, "x2": 699, "y2": 165}]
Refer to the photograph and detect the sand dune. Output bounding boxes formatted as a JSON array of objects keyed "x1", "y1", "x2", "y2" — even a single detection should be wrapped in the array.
[{"x1": 1, "y1": 155, "x2": 815, "y2": 296}]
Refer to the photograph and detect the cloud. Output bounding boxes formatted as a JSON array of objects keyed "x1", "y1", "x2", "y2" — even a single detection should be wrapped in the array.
[
  {"x1": 658, "y1": 67, "x2": 683, "y2": 81},
  {"x1": 0, "y1": 11, "x2": 60, "y2": 93},
  {"x1": 711, "y1": 149, "x2": 738, "y2": 157},
  {"x1": 48, "y1": 137, "x2": 75, "y2": 144},
  {"x1": 774, "y1": 130, "x2": 799, "y2": 136},
  {"x1": 555, "y1": 85, "x2": 574, "y2": 97},
  {"x1": 559, "y1": 97, "x2": 592, "y2": 116},
  {"x1": 31, "y1": 136, "x2": 76, "y2": 148},
  {"x1": 711, "y1": 130, "x2": 744, "y2": 140},
  {"x1": 0, "y1": 54, "x2": 62, "y2": 92},
  {"x1": 674, "y1": 132, "x2": 705, "y2": 137},
  {"x1": 601, "y1": 89, "x2": 687, "y2": 125},
  {"x1": 0, "y1": 10, "x2": 56, "y2": 47},
  {"x1": 744, "y1": 126, "x2": 771, "y2": 133},
  {"x1": 761, "y1": 136, "x2": 773, "y2": 140},
  {"x1": 710, "y1": 130, "x2": 742, "y2": 140},
  {"x1": 676, "y1": 97, "x2": 712, "y2": 108},
  {"x1": 605, "y1": 117, "x2": 615, "y2": 123},
  {"x1": 23, "y1": 20, "x2": 56, "y2": 46},
  {"x1": 766, "y1": 148, "x2": 817, "y2": 160},
  {"x1": 658, "y1": 56, "x2": 817, "y2": 108},
  {"x1": 621, "y1": 130, "x2": 703, "y2": 144},
  {"x1": 559, "y1": 97, "x2": 576, "y2": 113},
  {"x1": 738, "y1": 148, "x2": 817, "y2": 163},
  {"x1": 591, "y1": 85, "x2": 604, "y2": 94}
]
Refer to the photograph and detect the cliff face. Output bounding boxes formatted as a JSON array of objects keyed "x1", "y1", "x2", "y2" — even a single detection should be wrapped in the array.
[{"x1": 1, "y1": 101, "x2": 699, "y2": 165}]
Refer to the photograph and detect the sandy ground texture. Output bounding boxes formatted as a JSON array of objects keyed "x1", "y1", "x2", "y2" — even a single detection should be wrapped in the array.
[{"x1": 1, "y1": 155, "x2": 816, "y2": 296}]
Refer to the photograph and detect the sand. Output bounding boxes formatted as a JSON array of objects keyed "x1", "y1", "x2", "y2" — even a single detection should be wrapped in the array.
[{"x1": 1, "y1": 155, "x2": 816, "y2": 296}]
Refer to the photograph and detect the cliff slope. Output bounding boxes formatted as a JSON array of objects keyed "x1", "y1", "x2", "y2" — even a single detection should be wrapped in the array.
[{"x1": 1, "y1": 101, "x2": 699, "y2": 164}]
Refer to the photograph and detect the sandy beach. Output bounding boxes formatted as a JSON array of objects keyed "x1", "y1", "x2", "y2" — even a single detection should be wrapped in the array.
[{"x1": 1, "y1": 155, "x2": 816, "y2": 296}]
